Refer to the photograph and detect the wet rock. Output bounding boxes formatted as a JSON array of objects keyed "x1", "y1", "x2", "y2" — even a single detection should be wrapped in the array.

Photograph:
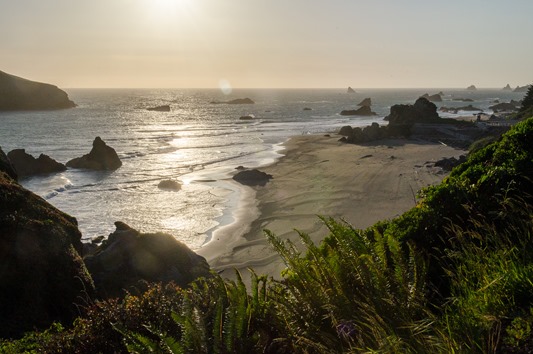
[
  {"x1": 233, "y1": 169, "x2": 273, "y2": 186},
  {"x1": 7, "y1": 149, "x2": 66, "y2": 177},
  {"x1": 66, "y1": 137, "x2": 122, "y2": 170},
  {"x1": 158, "y1": 179, "x2": 181, "y2": 190}
]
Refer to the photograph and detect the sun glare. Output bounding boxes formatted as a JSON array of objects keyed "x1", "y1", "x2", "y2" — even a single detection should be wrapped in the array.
[{"x1": 143, "y1": 0, "x2": 193, "y2": 23}]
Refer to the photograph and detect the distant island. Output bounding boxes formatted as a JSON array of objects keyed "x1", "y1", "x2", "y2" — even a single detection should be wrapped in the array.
[{"x1": 0, "y1": 70, "x2": 76, "y2": 110}]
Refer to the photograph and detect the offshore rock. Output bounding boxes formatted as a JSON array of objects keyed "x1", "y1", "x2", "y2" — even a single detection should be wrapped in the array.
[
  {"x1": 503, "y1": 84, "x2": 512, "y2": 91},
  {"x1": 420, "y1": 93, "x2": 443, "y2": 102},
  {"x1": 466, "y1": 85, "x2": 477, "y2": 90},
  {"x1": 147, "y1": 105, "x2": 170, "y2": 112},
  {"x1": 0, "y1": 165, "x2": 94, "y2": 338},
  {"x1": 347, "y1": 86, "x2": 356, "y2": 93},
  {"x1": 357, "y1": 97, "x2": 372, "y2": 106},
  {"x1": 233, "y1": 169, "x2": 273, "y2": 186},
  {"x1": 384, "y1": 97, "x2": 440, "y2": 125},
  {"x1": 0, "y1": 70, "x2": 76, "y2": 110},
  {"x1": 84, "y1": 222, "x2": 211, "y2": 299},
  {"x1": 514, "y1": 85, "x2": 530, "y2": 92},
  {"x1": 158, "y1": 179, "x2": 181, "y2": 190},
  {"x1": 340, "y1": 106, "x2": 376, "y2": 116},
  {"x1": 66, "y1": 137, "x2": 122, "y2": 170},
  {"x1": 7, "y1": 149, "x2": 66, "y2": 177}
]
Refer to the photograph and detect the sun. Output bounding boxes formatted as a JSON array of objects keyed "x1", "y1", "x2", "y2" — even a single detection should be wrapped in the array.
[{"x1": 143, "y1": 0, "x2": 193, "y2": 22}]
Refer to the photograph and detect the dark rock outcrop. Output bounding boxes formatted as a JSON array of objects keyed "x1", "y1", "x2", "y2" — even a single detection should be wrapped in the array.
[
  {"x1": 147, "y1": 105, "x2": 170, "y2": 112},
  {"x1": 239, "y1": 115, "x2": 254, "y2": 120},
  {"x1": 421, "y1": 93, "x2": 442, "y2": 102},
  {"x1": 434, "y1": 155, "x2": 467, "y2": 171},
  {"x1": 357, "y1": 98, "x2": 372, "y2": 107},
  {"x1": 347, "y1": 86, "x2": 356, "y2": 93},
  {"x1": 503, "y1": 84, "x2": 512, "y2": 91},
  {"x1": 439, "y1": 105, "x2": 483, "y2": 114},
  {"x1": 84, "y1": 222, "x2": 211, "y2": 299},
  {"x1": 452, "y1": 98, "x2": 474, "y2": 102},
  {"x1": 489, "y1": 102, "x2": 519, "y2": 112},
  {"x1": 158, "y1": 179, "x2": 181, "y2": 190},
  {"x1": 466, "y1": 85, "x2": 477, "y2": 90},
  {"x1": 0, "y1": 166, "x2": 94, "y2": 338},
  {"x1": 7, "y1": 149, "x2": 66, "y2": 177},
  {"x1": 0, "y1": 70, "x2": 76, "y2": 111},
  {"x1": 340, "y1": 106, "x2": 376, "y2": 116},
  {"x1": 0, "y1": 147, "x2": 17, "y2": 180},
  {"x1": 384, "y1": 97, "x2": 440, "y2": 125},
  {"x1": 233, "y1": 169, "x2": 273, "y2": 186},
  {"x1": 66, "y1": 137, "x2": 122, "y2": 170},
  {"x1": 210, "y1": 98, "x2": 254, "y2": 104}
]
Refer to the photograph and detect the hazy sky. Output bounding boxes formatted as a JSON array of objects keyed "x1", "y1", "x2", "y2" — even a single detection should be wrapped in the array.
[{"x1": 2, "y1": 0, "x2": 532, "y2": 89}]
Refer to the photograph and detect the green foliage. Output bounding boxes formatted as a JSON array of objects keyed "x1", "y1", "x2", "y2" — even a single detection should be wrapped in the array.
[{"x1": 517, "y1": 85, "x2": 533, "y2": 119}]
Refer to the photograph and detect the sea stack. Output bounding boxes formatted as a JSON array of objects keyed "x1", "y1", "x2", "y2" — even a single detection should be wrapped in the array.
[
  {"x1": 66, "y1": 137, "x2": 122, "y2": 170},
  {"x1": 7, "y1": 149, "x2": 66, "y2": 177},
  {"x1": 0, "y1": 70, "x2": 76, "y2": 110}
]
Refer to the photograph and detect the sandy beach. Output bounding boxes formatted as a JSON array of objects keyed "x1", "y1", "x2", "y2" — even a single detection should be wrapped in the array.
[{"x1": 198, "y1": 134, "x2": 466, "y2": 280}]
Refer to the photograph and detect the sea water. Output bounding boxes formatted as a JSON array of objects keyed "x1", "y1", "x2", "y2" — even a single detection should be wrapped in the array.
[{"x1": 0, "y1": 88, "x2": 524, "y2": 249}]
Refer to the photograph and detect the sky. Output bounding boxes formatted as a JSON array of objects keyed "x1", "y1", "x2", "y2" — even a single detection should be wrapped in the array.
[{"x1": 1, "y1": 0, "x2": 532, "y2": 89}]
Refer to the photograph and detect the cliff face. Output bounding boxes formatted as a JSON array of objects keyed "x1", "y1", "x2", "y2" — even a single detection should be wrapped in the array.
[
  {"x1": 0, "y1": 70, "x2": 76, "y2": 110},
  {"x1": 0, "y1": 149, "x2": 94, "y2": 338}
]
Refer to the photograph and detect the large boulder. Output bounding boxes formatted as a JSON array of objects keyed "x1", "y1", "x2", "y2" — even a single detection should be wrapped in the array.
[
  {"x1": 384, "y1": 97, "x2": 440, "y2": 125},
  {"x1": 66, "y1": 137, "x2": 122, "y2": 170},
  {"x1": 84, "y1": 222, "x2": 211, "y2": 299},
  {"x1": 0, "y1": 167, "x2": 94, "y2": 338},
  {"x1": 233, "y1": 169, "x2": 273, "y2": 186},
  {"x1": 0, "y1": 147, "x2": 17, "y2": 180},
  {"x1": 340, "y1": 106, "x2": 376, "y2": 116},
  {"x1": 0, "y1": 70, "x2": 76, "y2": 111},
  {"x1": 7, "y1": 149, "x2": 66, "y2": 177}
]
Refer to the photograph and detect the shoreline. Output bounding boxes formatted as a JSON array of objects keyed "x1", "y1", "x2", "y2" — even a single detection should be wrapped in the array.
[{"x1": 198, "y1": 133, "x2": 466, "y2": 279}]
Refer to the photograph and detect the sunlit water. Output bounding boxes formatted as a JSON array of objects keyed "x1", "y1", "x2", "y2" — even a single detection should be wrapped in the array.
[{"x1": 0, "y1": 88, "x2": 524, "y2": 249}]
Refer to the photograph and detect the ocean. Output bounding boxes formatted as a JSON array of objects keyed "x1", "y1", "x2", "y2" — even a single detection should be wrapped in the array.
[{"x1": 0, "y1": 88, "x2": 524, "y2": 249}]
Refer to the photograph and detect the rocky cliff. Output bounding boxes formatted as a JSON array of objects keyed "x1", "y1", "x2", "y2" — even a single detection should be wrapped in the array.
[{"x1": 0, "y1": 70, "x2": 76, "y2": 110}]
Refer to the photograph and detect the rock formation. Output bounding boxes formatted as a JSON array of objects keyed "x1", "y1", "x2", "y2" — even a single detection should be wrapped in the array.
[
  {"x1": 7, "y1": 149, "x2": 66, "y2": 177},
  {"x1": 384, "y1": 97, "x2": 440, "y2": 125},
  {"x1": 147, "y1": 105, "x2": 170, "y2": 112},
  {"x1": 347, "y1": 86, "x2": 356, "y2": 93},
  {"x1": 439, "y1": 105, "x2": 483, "y2": 114},
  {"x1": 210, "y1": 98, "x2": 255, "y2": 104},
  {"x1": 357, "y1": 98, "x2": 372, "y2": 107},
  {"x1": 239, "y1": 115, "x2": 255, "y2": 120},
  {"x1": 84, "y1": 222, "x2": 211, "y2": 299},
  {"x1": 233, "y1": 169, "x2": 273, "y2": 186},
  {"x1": 340, "y1": 106, "x2": 377, "y2": 116},
  {"x1": 420, "y1": 93, "x2": 442, "y2": 102},
  {"x1": 0, "y1": 147, "x2": 17, "y2": 180},
  {"x1": 466, "y1": 85, "x2": 477, "y2": 90},
  {"x1": 503, "y1": 84, "x2": 512, "y2": 91},
  {"x1": 158, "y1": 179, "x2": 181, "y2": 191},
  {"x1": 0, "y1": 158, "x2": 95, "y2": 338},
  {"x1": 66, "y1": 137, "x2": 122, "y2": 170},
  {"x1": 489, "y1": 102, "x2": 519, "y2": 112},
  {"x1": 0, "y1": 70, "x2": 76, "y2": 111},
  {"x1": 452, "y1": 98, "x2": 474, "y2": 102},
  {"x1": 514, "y1": 85, "x2": 530, "y2": 93}
]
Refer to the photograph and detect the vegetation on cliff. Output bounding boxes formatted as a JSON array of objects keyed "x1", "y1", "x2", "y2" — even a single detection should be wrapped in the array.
[{"x1": 2, "y1": 110, "x2": 533, "y2": 352}]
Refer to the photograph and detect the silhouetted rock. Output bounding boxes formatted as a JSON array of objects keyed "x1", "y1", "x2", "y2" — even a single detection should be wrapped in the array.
[
  {"x1": 66, "y1": 137, "x2": 122, "y2": 170},
  {"x1": 210, "y1": 98, "x2": 255, "y2": 104},
  {"x1": 384, "y1": 97, "x2": 440, "y2": 125},
  {"x1": 420, "y1": 93, "x2": 442, "y2": 102},
  {"x1": 514, "y1": 85, "x2": 530, "y2": 92},
  {"x1": 357, "y1": 97, "x2": 372, "y2": 107},
  {"x1": 7, "y1": 149, "x2": 66, "y2": 177},
  {"x1": 338, "y1": 125, "x2": 354, "y2": 136},
  {"x1": 440, "y1": 105, "x2": 482, "y2": 114},
  {"x1": 347, "y1": 86, "x2": 356, "y2": 93},
  {"x1": 303, "y1": 107, "x2": 312, "y2": 111},
  {"x1": 503, "y1": 84, "x2": 512, "y2": 91},
  {"x1": 84, "y1": 222, "x2": 211, "y2": 299},
  {"x1": 0, "y1": 169, "x2": 94, "y2": 338},
  {"x1": 239, "y1": 115, "x2": 254, "y2": 120},
  {"x1": 452, "y1": 98, "x2": 474, "y2": 102},
  {"x1": 233, "y1": 169, "x2": 273, "y2": 186},
  {"x1": 0, "y1": 147, "x2": 17, "y2": 180},
  {"x1": 158, "y1": 179, "x2": 181, "y2": 190},
  {"x1": 489, "y1": 102, "x2": 519, "y2": 112},
  {"x1": 0, "y1": 70, "x2": 76, "y2": 111},
  {"x1": 340, "y1": 106, "x2": 376, "y2": 116},
  {"x1": 466, "y1": 85, "x2": 477, "y2": 90},
  {"x1": 147, "y1": 105, "x2": 170, "y2": 112}
]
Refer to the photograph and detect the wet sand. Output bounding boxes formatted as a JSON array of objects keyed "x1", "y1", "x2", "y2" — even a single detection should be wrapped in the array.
[{"x1": 198, "y1": 134, "x2": 465, "y2": 280}]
